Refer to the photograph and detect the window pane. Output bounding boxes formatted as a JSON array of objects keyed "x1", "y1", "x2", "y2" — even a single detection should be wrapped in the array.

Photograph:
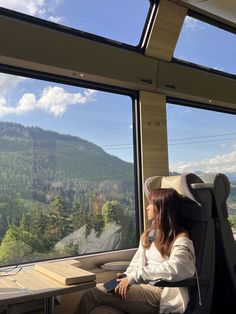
[
  {"x1": 0, "y1": 0, "x2": 150, "y2": 46},
  {"x1": 167, "y1": 103, "x2": 236, "y2": 238},
  {"x1": 0, "y1": 72, "x2": 137, "y2": 266},
  {"x1": 174, "y1": 16, "x2": 236, "y2": 76}
]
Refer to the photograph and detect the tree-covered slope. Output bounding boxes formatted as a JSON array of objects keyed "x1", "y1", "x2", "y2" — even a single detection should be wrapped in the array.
[{"x1": 0, "y1": 121, "x2": 134, "y2": 193}]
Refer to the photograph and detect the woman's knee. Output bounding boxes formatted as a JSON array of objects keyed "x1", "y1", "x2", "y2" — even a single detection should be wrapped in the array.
[
  {"x1": 82, "y1": 287, "x2": 98, "y2": 298},
  {"x1": 83, "y1": 287, "x2": 105, "y2": 303}
]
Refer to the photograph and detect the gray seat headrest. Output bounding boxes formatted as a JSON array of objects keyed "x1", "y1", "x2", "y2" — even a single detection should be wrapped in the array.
[
  {"x1": 144, "y1": 173, "x2": 212, "y2": 222},
  {"x1": 199, "y1": 173, "x2": 230, "y2": 218}
]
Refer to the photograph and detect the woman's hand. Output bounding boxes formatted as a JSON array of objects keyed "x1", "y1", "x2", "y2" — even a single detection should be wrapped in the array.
[{"x1": 115, "y1": 277, "x2": 129, "y2": 299}]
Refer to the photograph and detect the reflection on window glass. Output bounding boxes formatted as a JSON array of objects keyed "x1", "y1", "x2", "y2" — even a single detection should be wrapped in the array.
[
  {"x1": 0, "y1": 72, "x2": 137, "y2": 266},
  {"x1": 0, "y1": 0, "x2": 150, "y2": 46},
  {"x1": 167, "y1": 103, "x2": 236, "y2": 237},
  {"x1": 174, "y1": 16, "x2": 236, "y2": 76}
]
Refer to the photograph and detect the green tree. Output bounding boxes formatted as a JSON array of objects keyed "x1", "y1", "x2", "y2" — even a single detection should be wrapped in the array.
[
  {"x1": 85, "y1": 212, "x2": 93, "y2": 237},
  {"x1": 0, "y1": 194, "x2": 27, "y2": 238},
  {"x1": 50, "y1": 195, "x2": 66, "y2": 216},
  {"x1": 44, "y1": 211, "x2": 65, "y2": 248},
  {"x1": 229, "y1": 215, "x2": 236, "y2": 233},
  {"x1": 102, "y1": 200, "x2": 123, "y2": 226},
  {"x1": 0, "y1": 225, "x2": 44, "y2": 265},
  {"x1": 20, "y1": 204, "x2": 46, "y2": 237},
  {"x1": 71, "y1": 202, "x2": 87, "y2": 230},
  {"x1": 92, "y1": 212, "x2": 104, "y2": 236},
  {"x1": 43, "y1": 195, "x2": 70, "y2": 249}
]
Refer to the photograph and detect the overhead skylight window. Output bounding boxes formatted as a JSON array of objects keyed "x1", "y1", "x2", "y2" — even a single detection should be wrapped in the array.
[
  {"x1": 0, "y1": 0, "x2": 151, "y2": 46},
  {"x1": 174, "y1": 16, "x2": 236, "y2": 76}
]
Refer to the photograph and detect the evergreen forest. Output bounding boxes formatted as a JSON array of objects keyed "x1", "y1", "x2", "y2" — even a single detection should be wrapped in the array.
[{"x1": 0, "y1": 122, "x2": 137, "y2": 266}]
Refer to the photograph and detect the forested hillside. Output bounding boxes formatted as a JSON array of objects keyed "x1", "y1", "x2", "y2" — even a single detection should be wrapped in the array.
[
  {"x1": 0, "y1": 122, "x2": 136, "y2": 266},
  {"x1": 0, "y1": 121, "x2": 133, "y2": 191}
]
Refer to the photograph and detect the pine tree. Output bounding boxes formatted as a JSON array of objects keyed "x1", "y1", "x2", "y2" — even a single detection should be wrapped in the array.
[
  {"x1": 102, "y1": 200, "x2": 123, "y2": 226},
  {"x1": 71, "y1": 202, "x2": 87, "y2": 230}
]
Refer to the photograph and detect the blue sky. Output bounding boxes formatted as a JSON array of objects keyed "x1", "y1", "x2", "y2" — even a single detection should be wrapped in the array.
[
  {"x1": 0, "y1": 74, "x2": 134, "y2": 162},
  {"x1": 167, "y1": 104, "x2": 236, "y2": 174},
  {"x1": 169, "y1": 16, "x2": 236, "y2": 174},
  {"x1": 0, "y1": 1, "x2": 236, "y2": 172},
  {"x1": 0, "y1": 0, "x2": 150, "y2": 46},
  {"x1": 175, "y1": 16, "x2": 236, "y2": 75}
]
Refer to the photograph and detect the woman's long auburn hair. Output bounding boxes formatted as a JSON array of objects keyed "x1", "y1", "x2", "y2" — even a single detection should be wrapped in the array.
[{"x1": 141, "y1": 188, "x2": 186, "y2": 257}]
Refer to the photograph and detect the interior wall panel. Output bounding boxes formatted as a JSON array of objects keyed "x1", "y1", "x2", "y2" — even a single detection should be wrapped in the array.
[{"x1": 139, "y1": 91, "x2": 169, "y2": 228}]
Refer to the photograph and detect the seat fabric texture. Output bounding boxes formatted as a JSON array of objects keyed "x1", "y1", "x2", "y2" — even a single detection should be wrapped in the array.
[{"x1": 199, "y1": 173, "x2": 236, "y2": 311}]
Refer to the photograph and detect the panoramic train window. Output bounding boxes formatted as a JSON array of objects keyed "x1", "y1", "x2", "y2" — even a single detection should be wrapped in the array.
[
  {"x1": 167, "y1": 103, "x2": 236, "y2": 238},
  {"x1": 0, "y1": 0, "x2": 151, "y2": 46},
  {"x1": 0, "y1": 72, "x2": 137, "y2": 267},
  {"x1": 174, "y1": 16, "x2": 236, "y2": 76}
]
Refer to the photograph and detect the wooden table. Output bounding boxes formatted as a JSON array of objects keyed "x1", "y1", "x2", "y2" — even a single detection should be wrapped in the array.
[{"x1": 0, "y1": 268, "x2": 96, "y2": 314}]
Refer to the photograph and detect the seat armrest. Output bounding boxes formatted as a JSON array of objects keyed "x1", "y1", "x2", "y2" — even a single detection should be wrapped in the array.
[
  {"x1": 149, "y1": 277, "x2": 196, "y2": 287},
  {"x1": 149, "y1": 274, "x2": 212, "y2": 287}
]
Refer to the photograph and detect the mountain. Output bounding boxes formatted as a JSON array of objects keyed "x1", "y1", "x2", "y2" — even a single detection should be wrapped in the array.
[
  {"x1": 0, "y1": 121, "x2": 134, "y2": 199},
  {"x1": 225, "y1": 173, "x2": 236, "y2": 182}
]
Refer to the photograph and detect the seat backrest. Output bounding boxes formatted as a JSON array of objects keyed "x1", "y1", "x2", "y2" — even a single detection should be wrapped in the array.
[
  {"x1": 199, "y1": 173, "x2": 236, "y2": 309},
  {"x1": 144, "y1": 173, "x2": 214, "y2": 314}
]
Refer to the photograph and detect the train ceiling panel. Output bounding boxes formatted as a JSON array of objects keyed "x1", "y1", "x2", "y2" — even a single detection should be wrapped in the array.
[{"x1": 179, "y1": 0, "x2": 236, "y2": 25}]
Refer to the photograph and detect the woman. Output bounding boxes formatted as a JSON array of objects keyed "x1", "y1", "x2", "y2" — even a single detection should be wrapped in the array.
[{"x1": 75, "y1": 188, "x2": 196, "y2": 314}]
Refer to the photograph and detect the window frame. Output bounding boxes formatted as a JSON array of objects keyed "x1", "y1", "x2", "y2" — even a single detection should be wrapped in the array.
[
  {"x1": 0, "y1": 0, "x2": 155, "y2": 53},
  {"x1": 166, "y1": 97, "x2": 236, "y2": 231},
  {"x1": 172, "y1": 10, "x2": 236, "y2": 80},
  {"x1": 167, "y1": 97, "x2": 236, "y2": 116},
  {"x1": 0, "y1": 63, "x2": 143, "y2": 268}
]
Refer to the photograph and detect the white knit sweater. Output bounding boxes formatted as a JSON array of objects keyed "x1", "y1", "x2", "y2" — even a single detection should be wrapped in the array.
[{"x1": 124, "y1": 236, "x2": 196, "y2": 313}]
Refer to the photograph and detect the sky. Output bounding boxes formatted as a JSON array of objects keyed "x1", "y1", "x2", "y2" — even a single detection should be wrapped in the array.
[
  {"x1": 0, "y1": 0, "x2": 236, "y2": 172},
  {"x1": 169, "y1": 16, "x2": 236, "y2": 174}
]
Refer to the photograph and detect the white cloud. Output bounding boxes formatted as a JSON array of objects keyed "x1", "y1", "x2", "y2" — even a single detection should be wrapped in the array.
[
  {"x1": 185, "y1": 16, "x2": 197, "y2": 30},
  {"x1": 213, "y1": 66, "x2": 225, "y2": 72},
  {"x1": 184, "y1": 16, "x2": 204, "y2": 31},
  {"x1": 17, "y1": 93, "x2": 37, "y2": 114},
  {"x1": 220, "y1": 143, "x2": 227, "y2": 148},
  {"x1": 178, "y1": 108, "x2": 192, "y2": 116},
  {"x1": 0, "y1": 0, "x2": 46, "y2": 16},
  {"x1": 170, "y1": 151, "x2": 236, "y2": 174},
  {"x1": 0, "y1": 86, "x2": 97, "y2": 117},
  {"x1": 219, "y1": 141, "x2": 236, "y2": 149},
  {"x1": 46, "y1": 0, "x2": 63, "y2": 13},
  {"x1": 47, "y1": 16, "x2": 64, "y2": 23},
  {"x1": 0, "y1": 93, "x2": 36, "y2": 116},
  {"x1": 0, "y1": 73, "x2": 27, "y2": 97},
  {"x1": 37, "y1": 86, "x2": 96, "y2": 117},
  {"x1": 0, "y1": 0, "x2": 64, "y2": 23}
]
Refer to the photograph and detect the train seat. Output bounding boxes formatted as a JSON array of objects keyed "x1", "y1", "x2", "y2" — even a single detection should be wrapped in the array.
[
  {"x1": 91, "y1": 173, "x2": 214, "y2": 314},
  {"x1": 144, "y1": 173, "x2": 214, "y2": 314},
  {"x1": 198, "y1": 173, "x2": 236, "y2": 310}
]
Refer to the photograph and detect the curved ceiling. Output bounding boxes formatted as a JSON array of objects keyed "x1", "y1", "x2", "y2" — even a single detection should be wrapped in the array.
[{"x1": 177, "y1": 0, "x2": 236, "y2": 25}]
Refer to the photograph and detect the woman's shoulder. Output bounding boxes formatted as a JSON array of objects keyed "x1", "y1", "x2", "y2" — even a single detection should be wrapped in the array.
[
  {"x1": 172, "y1": 232, "x2": 195, "y2": 251},
  {"x1": 176, "y1": 231, "x2": 189, "y2": 240},
  {"x1": 172, "y1": 233, "x2": 196, "y2": 261},
  {"x1": 172, "y1": 231, "x2": 193, "y2": 248}
]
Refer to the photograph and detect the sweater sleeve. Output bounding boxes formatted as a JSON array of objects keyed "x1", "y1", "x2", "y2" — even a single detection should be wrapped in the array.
[
  {"x1": 124, "y1": 242, "x2": 142, "y2": 273},
  {"x1": 126, "y1": 238, "x2": 196, "y2": 284},
  {"x1": 123, "y1": 241, "x2": 145, "y2": 283}
]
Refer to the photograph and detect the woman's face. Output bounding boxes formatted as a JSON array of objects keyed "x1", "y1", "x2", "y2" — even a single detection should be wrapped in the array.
[{"x1": 147, "y1": 203, "x2": 157, "y2": 221}]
